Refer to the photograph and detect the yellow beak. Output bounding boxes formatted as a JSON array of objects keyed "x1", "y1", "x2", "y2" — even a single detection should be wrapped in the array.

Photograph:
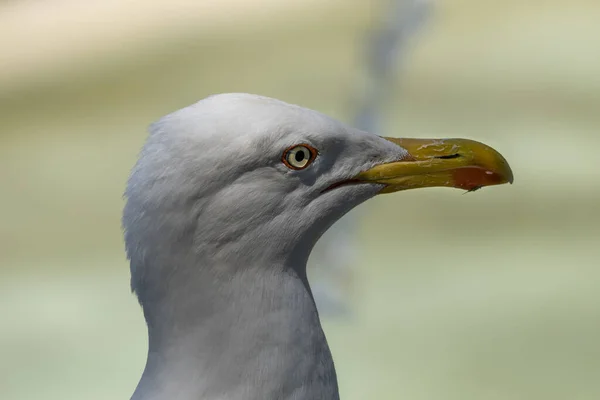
[{"x1": 355, "y1": 138, "x2": 514, "y2": 193}]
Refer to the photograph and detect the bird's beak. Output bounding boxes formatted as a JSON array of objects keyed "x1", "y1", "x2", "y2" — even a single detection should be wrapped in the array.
[{"x1": 355, "y1": 138, "x2": 514, "y2": 193}]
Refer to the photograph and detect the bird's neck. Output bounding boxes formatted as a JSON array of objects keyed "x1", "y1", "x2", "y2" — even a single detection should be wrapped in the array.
[{"x1": 131, "y1": 261, "x2": 340, "y2": 400}]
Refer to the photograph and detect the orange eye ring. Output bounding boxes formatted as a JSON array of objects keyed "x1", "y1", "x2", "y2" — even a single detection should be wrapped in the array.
[{"x1": 281, "y1": 144, "x2": 318, "y2": 170}]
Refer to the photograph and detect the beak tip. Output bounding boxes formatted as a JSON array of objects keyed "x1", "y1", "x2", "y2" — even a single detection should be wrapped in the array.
[{"x1": 500, "y1": 159, "x2": 514, "y2": 185}]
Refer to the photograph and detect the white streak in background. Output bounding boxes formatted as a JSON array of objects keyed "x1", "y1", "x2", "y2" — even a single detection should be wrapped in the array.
[
  {"x1": 311, "y1": 0, "x2": 433, "y2": 317},
  {"x1": 354, "y1": 0, "x2": 432, "y2": 135}
]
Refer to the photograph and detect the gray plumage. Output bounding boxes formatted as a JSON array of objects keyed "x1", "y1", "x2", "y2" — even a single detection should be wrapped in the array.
[{"x1": 123, "y1": 93, "x2": 410, "y2": 400}]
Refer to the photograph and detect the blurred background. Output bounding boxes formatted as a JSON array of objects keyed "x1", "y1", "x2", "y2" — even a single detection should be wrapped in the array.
[{"x1": 1, "y1": 0, "x2": 599, "y2": 399}]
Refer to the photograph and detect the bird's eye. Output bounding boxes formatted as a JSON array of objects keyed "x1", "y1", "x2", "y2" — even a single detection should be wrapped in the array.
[{"x1": 282, "y1": 144, "x2": 318, "y2": 170}]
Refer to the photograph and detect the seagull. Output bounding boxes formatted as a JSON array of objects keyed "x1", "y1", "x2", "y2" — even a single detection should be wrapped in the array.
[{"x1": 123, "y1": 93, "x2": 513, "y2": 400}]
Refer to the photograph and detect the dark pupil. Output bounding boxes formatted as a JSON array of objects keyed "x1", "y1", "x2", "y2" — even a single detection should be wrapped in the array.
[{"x1": 294, "y1": 150, "x2": 306, "y2": 162}]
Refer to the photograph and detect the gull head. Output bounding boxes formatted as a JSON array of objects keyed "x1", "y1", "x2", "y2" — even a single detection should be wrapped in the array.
[{"x1": 123, "y1": 93, "x2": 512, "y2": 303}]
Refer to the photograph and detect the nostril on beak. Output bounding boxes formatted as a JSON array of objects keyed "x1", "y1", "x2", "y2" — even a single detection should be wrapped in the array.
[{"x1": 434, "y1": 154, "x2": 461, "y2": 160}]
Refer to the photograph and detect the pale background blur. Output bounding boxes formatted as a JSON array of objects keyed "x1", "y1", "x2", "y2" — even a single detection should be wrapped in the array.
[{"x1": 1, "y1": 0, "x2": 599, "y2": 399}]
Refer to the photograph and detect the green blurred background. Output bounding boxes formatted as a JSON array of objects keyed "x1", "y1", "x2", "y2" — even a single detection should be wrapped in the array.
[{"x1": 1, "y1": 0, "x2": 599, "y2": 399}]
